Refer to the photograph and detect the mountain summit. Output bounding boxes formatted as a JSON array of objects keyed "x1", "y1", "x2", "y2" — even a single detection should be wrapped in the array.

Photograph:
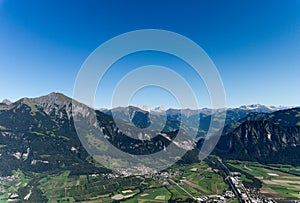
[{"x1": 1, "y1": 99, "x2": 12, "y2": 106}]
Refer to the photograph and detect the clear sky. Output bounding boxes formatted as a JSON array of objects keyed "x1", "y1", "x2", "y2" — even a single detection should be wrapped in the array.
[{"x1": 0, "y1": 0, "x2": 299, "y2": 108}]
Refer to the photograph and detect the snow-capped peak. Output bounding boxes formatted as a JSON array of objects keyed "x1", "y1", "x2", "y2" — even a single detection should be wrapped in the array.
[
  {"x1": 239, "y1": 104, "x2": 291, "y2": 112},
  {"x1": 151, "y1": 106, "x2": 166, "y2": 112},
  {"x1": 1, "y1": 99, "x2": 12, "y2": 105},
  {"x1": 137, "y1": 105, "x2": 151, "y2": 112}
]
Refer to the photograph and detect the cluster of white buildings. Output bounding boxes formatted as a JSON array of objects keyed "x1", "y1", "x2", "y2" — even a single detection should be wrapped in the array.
[
  {"x1": 196, "y1": 190, "x2": 235, "y2": 203},
  {"x1": 196, "y1": 195, "x2": 209, "y2": 202},
  {"x1": 228, "y1": 173, "x2": 278, "y2": 203},
  {"x1": 0, "y1": 174, "x2": 19, "y2": 182}
]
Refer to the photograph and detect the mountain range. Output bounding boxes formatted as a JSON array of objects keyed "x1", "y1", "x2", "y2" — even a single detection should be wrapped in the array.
[{"x1": 0, "y1": 92, "x2": 299, "y2": 177}]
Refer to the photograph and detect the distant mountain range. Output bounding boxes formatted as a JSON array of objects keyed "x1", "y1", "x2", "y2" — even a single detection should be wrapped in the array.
[
  {"x1": 0, "y1": 92, "x2": 299, "y2": 177},
  {"x1": 101, "y1": 103, "x2": 291, "y2": 115},
  {"x1": 104, "y1": 103, "x2": 293, "y2": 138}
]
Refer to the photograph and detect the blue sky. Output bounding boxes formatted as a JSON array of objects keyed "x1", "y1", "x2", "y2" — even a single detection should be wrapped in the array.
[{"x1": 0, "y1": 0, "x2": 299, "y2": 108}]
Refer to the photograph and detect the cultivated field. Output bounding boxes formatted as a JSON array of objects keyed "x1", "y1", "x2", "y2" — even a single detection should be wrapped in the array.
[{"x1": 228, "y1": 160, "x2": 300, "y2": 200}]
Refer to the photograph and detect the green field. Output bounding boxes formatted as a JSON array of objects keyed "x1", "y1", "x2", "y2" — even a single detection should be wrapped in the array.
[
  {"x1": 36, "y1": 170, "x2": 144, "y2": 202},
  {"x1": 124, "y1": 187, "x2": 171, "y2": 203},
  {"x1": 171, "y1": 162, "x2": 228, "y2": 195},
  {"x1": 167, "y1": 185, "x2": 191, "y2": 200},
  {"x1": 228, "y1": 160, "x2": 300, "y2": 200},
  {"x1": 269, "y1": 185, "x2": 300, "y2": 199},
  {"x1": 0, "y1": 161, "x2": 230, "y2": 202},
  {"x1": 0, "y1": 169, "x2": 29, "y2": 201}
]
